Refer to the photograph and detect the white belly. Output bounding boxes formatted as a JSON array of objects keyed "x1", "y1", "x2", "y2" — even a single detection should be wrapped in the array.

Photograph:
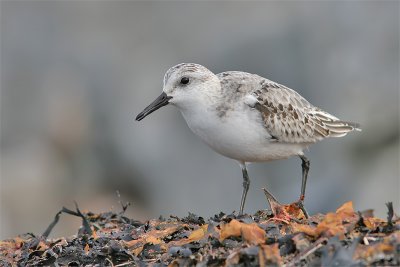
[{"x1": 180, "y1": 107, "x2": 306, "y2": 162}]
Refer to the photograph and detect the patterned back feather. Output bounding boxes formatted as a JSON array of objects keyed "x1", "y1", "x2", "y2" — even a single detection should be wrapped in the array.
[
  {"x1": 251, "y1": 80, "x2": 360, "y2": 143},
  {"x1": 216, "y1": 71, "x2": 360, "y2": 144}
]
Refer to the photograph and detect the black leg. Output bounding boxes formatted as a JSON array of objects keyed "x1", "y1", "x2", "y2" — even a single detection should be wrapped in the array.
[
  {"x1": 299, "y1": 155, "x2": 310, "y2": 200},
  {"x1": 298, "y1": 155, "x2": 310, "y2": 218},
  {"x1": 239, "y1": 164, "x2": 250, "y2": 215}
]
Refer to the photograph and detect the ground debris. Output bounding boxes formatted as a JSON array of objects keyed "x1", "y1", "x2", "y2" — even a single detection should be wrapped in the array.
[{"x1": 1, "y1": 201, "x2": 399, "y2": 266}]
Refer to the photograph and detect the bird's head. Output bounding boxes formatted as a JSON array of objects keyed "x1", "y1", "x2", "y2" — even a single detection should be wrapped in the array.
[{"x1": 136, "y1": 63, "x2": 220, "y2": 121}]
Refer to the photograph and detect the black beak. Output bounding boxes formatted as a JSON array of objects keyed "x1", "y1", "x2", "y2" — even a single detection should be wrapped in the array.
[{"x1": 136, "y1": 92, "x2": 172, "y2": 121}]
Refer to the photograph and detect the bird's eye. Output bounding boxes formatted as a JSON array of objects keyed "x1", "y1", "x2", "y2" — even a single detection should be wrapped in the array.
[{"x1": 180, "y1": 77, "x2": 190, "y2": 85}]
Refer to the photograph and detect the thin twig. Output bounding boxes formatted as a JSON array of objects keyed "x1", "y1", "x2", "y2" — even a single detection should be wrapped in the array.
[
  {"x1": 115, "y1": 262, "x2": 135, "y2": 267},
  {"x1": 105, "y1": 257, "x2": 114, "y2": 267}
]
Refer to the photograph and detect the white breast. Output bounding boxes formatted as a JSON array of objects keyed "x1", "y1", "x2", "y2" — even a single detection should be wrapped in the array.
[{"x1": 180, "y1": 104, "x2": 306, "y2": 162}]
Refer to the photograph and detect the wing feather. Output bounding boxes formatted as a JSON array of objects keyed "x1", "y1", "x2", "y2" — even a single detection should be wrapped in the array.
[
  {"x1": 216, "y1": 72, "x2": 360, "y2": 144},
  {"x1": 249, "y1": 79, "x2": 360, "y2": 143}
]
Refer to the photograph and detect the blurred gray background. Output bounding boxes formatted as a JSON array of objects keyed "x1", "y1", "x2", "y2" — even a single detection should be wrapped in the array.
[{"x1": 1, "y1": 1, "x2": 399, "y2": 239}]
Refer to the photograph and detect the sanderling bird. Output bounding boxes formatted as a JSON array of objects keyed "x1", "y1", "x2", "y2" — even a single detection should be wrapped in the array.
[{"x1": 136, "y1": 63, "x2": 360, "y2": 217}]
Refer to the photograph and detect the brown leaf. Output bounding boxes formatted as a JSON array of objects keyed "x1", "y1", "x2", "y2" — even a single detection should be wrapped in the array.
[
  {"x1": 241, "y1": 223, "x2": 266, "y2": 245},
  {"x1": 336, "y1": 201, "x2": 357, "y2": 221},
  {"x1": 172, "y1": 224, "x2": 208, "y2": 246},
  {"x1": 219, "y1": 219, "x2": 242, "y2": 242},
  {"x1": 132, "y1": 246, "x2": 144, "y2": 256},
  {"x1": 124, "y1": 225, "x2": 180, "y2": 256},
  {"x1": 336, "y1": 201, "x2": 353, "y2": 214},
  {"x1": 37, "y1": 241, "x2": 48, "y2": 251},
  {"x1": 292, "y1": 202, "x2": 357, "y2": 239},
  {"x1": 91, "y1": 229, "x2": 98, "y2": 239},
  {"x1": 188, "y1": 224, "x2": 208, "y2": 240},
  {"x1": 363, "y1": 217, "x2": 386, "y2": 231},
  {"x1": 263, "y1": 188, "x2": 306, "y2": 222},
  {"x1": 263, "y1": 188, "x2": 292, "y2": 223},
  {"x1": 145, "y1": 235, "x2": 162, "y2": 245},
  {"x1": 283, "y1": 202, "x2": 307, "y2": 220},
  {"x1": 291, "y1": 222, "x2": 318, "y2": 237},
  {"x1": 124, "y1": 239, "x2": 141, "y2": 248},
  {"x1": 316, "y1": 212, "x2": 347, "y2": 239},
  {"x1": 220, "y1": 220, "x2": 266, "y2": 245}
]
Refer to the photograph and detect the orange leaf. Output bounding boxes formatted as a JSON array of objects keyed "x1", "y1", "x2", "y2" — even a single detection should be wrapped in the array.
[
  {"x1": 171, "y1": 224, "x2": 208, "y2": 246},
  {"x1": 91, "y1": 230, "x2": 98, "y2": 239},
  {"x1": 148, "y1": 226, "x2": 180, "y2": 239},
  {"x1": 37, "y1": 241, "x2": 48, "y2": 251},
  {"x1": 316, "y1": 213, "x2": 347, "y2": 239},
  {"x1": 220, "y1": 220, "x2": 266, "y2": 245},
  {"x1": 124, "y1": 239, "x2": 139, "y2": 248},
  {"x1": 145, "y1": 235, "x2": 162, "y2": 245},
  {"x1": 291, "y1": 222, "x2": 318, "y2": 237},
  {"x1": 84, "y1": 243, "x2": 90, "y2": 255},
  {"x1": 241, "y1": 223, "x2": 266, "y2": 245},
  {"x1": 283, "y1": 202, "x2": 307, "y2": 220},
  {"x1": 219, "y1": 219, "x2": 242, "y2": 241},
  {"x1": 292, "y1": 202, "x2": 358, "y2": 239},
  {"x1": 124, "y1": 225, "x2": 182, "y2": 256},
  {"x1": 132, "y1": 246, "x2": 144, "y2": 256},
  {"x1": 188, "y1": 224, "x2": 208, "y2": 241},
  {"x1": 336, "y1": 201, "x2": 356, "y2": 220},
  {"x1": 363, "y1": 217, "x2": 385, "y2": 231}
]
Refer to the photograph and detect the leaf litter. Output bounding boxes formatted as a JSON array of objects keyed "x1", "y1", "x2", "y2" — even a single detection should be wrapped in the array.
[{"x1": 0, "y1": 196, "x2": 399, "y2": 266}]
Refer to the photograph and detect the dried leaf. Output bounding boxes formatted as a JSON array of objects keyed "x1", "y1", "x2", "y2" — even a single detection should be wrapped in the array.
[
  {"x1": 0, "y1": 241, "x2": 15, "y2": 249},
  {"x1": 263, "y1": 188, "x2": 306, "y2": 222},
  {"x1": 219, "y1": 219, "x2": 242, "y2": 241},
  {"x1": 148, "y1": 226, "x2": 180, "y2": 239},
  {"x1": 316, "y1": 213, "x2": 347, "y2": 239},
  {"x1": 91, "y1": 229, "x2": 98, "y2": 239},
  {"x1": 124, "y1": 239, "x2": 141, "y2": 247},
  {"x1": 124, "y1": 225, "x2": 180, "y2": 256},
  {"x1": 283, "y1": 202, "x2": 307, "y2": 220},
  {"x1": 241, "y1": 223, "x2": 266, "y2": 245},
  {"x1": 132, "y1": 246, "x2": 144, "y2": 256},
  {"x1": 37, "y1": 241, "x2": 48, "y2": 251},
  {"x1": 2, "y1": 201, "x2": 398, "y2": 266},
  {"x1": 172, "y1": 224, "x2": 208, "y2": 246},
  {"x1": 145, "y1": 235, "x2": 162, "y2": 245},
  {"x1": 291, "y1": 223, "x2": 318, "y2": 237},
  {"x1": 354, "y1": 243, "x2": 394, "y2": 260},
  {"x1": 336, "y1": 201, "x2": 357, "y2": 221},
  {"x1": 188, "y1": 224, "x2": 208, "y2": 240},
  {"x1": 220, "y1": 220, "x2": 266, "y2": 245},
  {"x1": 363, "y1": 217, "x2": 386, "y2": 231},
  {"x1": 292, "y1": 202, "x2": 358, "y2": 239}
]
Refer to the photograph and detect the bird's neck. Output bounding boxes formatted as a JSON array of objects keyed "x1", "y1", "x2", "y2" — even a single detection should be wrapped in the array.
[{"x1": 178, "y1": 84, "x2": 225, "y2": 133}]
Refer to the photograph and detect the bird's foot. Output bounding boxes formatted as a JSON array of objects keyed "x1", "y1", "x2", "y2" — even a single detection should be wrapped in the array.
[{"x1": 294, "y1": 197, "x2": 309, "y2": 219}]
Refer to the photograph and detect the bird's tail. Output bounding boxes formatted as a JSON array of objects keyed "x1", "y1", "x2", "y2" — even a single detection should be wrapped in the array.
[
  {"x1": 313, "y1": 110, "x2": 361, "y2": 138},
  {"x1": 323, "y1": 120, "x2": 361, "y2": 138}
]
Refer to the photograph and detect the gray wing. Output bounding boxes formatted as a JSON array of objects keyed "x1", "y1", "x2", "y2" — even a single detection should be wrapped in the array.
[
  {"x1": 217, "y1": 71, "x2": 360, "y2": 143},
  {"x1": 247, "y1": 78, "x2": 360, "y2": 143}
]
